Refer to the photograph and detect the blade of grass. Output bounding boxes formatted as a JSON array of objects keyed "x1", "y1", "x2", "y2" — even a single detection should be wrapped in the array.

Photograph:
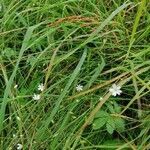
[
  {"x1": 86, "y1": 56, "x2": 105, "y2": 88},
  {"x1": 121, "y1": 80, "x2": 150, "y2": 115},
  {"x1": 126, "y1": 0, "x2": 146, "y2": 58}
]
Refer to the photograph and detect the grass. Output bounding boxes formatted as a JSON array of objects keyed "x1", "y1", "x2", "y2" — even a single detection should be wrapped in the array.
[{"x1": 0, "y1": 0, "x2": 150, "y2": 149}]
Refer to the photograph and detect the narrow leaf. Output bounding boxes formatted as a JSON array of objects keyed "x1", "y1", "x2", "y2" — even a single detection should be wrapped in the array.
[
  {"x1": 87, "y1": 56, "x2": 105, "y2": 88},
  {"x1": 95, "y1": 110, "x2": 109, "y2": 119},
  {"x1": 114, "y1": 117, "x2": 125, "y2": 132},
  {"x1": 106, "y1": 118, "x2": 115, "y2": 134}
]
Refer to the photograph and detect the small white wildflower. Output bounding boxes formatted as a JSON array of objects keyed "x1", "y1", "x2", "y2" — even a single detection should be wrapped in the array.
[
  {"x1": 100, "y1": 97, "x2": 103, "y2": 100},
  {"x1": 0, "y1": 4, "x2": 2, "y2": 12},
  {"x1": 13, "y1": 134, "x2": 16, "y2": 138},
  {"x1": 16, "y1": 116, "x2": 21, "y2": 121},
  {"x1": 38, "y1": 83, "x2": 44, "y2": 91},
  {"x1": 20, "y1": 134, "x2": 23, "y2": 137},
  {"x1": 33, "y1": 94, "x2": 40, "y2": 100},
  {"x1": 76, "y1": 84, "x2": 83, "y2": 92},
  {"x1": 76, "y1": 99, "x2": 79, "y2": 102},
  {"x1": 16, "y1": 143, "x2": 23, "y2": 150},
  {"x1": 109, "y1": 84, "x2": 122, "y2": 96},
  {"x1": 14, "y1": 84, "x2": 18, "y2": 89}
]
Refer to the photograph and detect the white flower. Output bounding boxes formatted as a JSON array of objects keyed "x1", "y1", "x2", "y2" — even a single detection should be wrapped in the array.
[
  {"x1": 100, "y1": 97, "x2": 103, "y2": 100},
  {"x1": 76, "y1": 84, "x2": 83, "y2": 92},
  {"x1": 76, "y1": 99, "x2": 79, "y2": 102},
  {"x1": 109, "y1": 84, "x2": 122, "y2": 96},
  {"x1": 16, "y1": 144, "x2": 23, "y2": 150},
  {"x1": 0, "y1": 4, "x2": 2, "y2": 12},
  {"x1": 14, "y1": 84, "x2": 18, "y2": 89},
  {"x1": 33, "y1": 94, "x2": 40, "y2": 100},
  {"x1": 13, "y1": 134, "x2": 16, "y2": 138},
  {"x1": 38, "y1": 83, "x2": 44, "y2": 91},
  {"x1": 16, "y1": 116, "x2": 21, "y2": 121},
  {"x1": 20, "y1": 134, "x2": 23, "y2": 137}
]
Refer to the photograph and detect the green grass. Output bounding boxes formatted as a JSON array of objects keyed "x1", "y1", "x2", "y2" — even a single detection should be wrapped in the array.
[{"x1": 0, "y1": 0, "x2": 150, "y2": 149}]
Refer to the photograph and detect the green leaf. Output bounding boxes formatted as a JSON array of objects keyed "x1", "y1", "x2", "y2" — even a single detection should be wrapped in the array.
[
  {"x1": 87, "y1": 56, "x2": 105, "y2": 88},
  {"x1": 106, "y1": 103, "x2": 115, "y2": 113},
  {"x1": 106, "y1": 123, "x2": 114, "y2": 135},
  {"x1": 114, "y1": 117, "x2": 125, "y2": 132},
  {"x1": 95, "y1": 110, "x2": 109, "y2": 119},
  {"x1": 106, "y1": 118, "x2": 115, "y2": 134},
  {"x1": 2, "y1": 48, "x2": 16, "y2": 58},
  {"x1": 113, "y1": 101, "x2": 121, "y2": 113},
  {"x1": 92, "y1": 117, "x2": 107, "y2": 130}
]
